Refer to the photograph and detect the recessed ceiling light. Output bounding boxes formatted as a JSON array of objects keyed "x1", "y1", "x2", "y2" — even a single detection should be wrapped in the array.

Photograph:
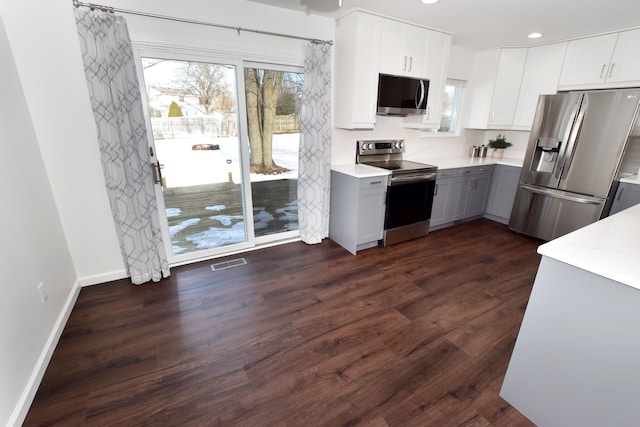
[
  {"x1": 528, "y1": 32, "x2": 543, "y2": 39},
  {"x1": 421, "y1": 0, "x2": 440, "y2": 4}
]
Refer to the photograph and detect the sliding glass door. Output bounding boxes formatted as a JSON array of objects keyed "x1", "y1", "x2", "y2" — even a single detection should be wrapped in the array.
[
  {"x1": 136, "y1": 51, "x2": 302, "y2": 264},
  {"x1": 138, "y1": 55, "x2": 253, "y2": 263},
  {"x1": 244, "y1": 63, "x2": 302, "y2": 243}
]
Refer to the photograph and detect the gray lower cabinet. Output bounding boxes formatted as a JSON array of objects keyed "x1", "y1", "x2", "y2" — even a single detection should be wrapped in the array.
[
  {"x1": 430, "y1": 166, "x2": 494, "y2": 230},
  {"x1": 329, "y1": 170, "x2": 387, "y2": 254},
  {"x1": 484, "y1": 165, "x2": 522, "y2": 224},
  {"x1": 609, "y1": 181, "x2": 640, "y2": 215}
]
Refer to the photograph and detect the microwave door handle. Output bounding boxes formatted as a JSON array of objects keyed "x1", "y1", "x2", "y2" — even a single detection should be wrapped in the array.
[{"x1": 416, "y1": 80, "x2": 425, "y2": 109}]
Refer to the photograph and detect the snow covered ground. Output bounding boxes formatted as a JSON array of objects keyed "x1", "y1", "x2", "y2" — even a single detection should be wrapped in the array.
[
  {"x1": 156, "y1": 133, "x2": 300, "y2": 254},
  {"x1": 155, "y1": 133, "x2": 299, "y2": 188}
]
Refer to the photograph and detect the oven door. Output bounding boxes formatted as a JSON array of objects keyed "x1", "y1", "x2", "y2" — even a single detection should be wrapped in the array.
[{"x1": 385, "y1": 176, "x2": 436, "y2": 230}]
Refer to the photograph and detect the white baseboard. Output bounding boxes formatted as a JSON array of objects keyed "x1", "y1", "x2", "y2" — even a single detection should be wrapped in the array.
[
  {"x1": 79, "y1": 269, "x2": 128, "y2": 287},
  {"x1": 9, "y1": 280, "x2": 82, "y2": 427}
]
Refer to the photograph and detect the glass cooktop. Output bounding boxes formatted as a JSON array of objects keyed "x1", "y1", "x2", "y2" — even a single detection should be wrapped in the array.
[{"x1": 362, "y1": 160, "x2": 437, "y2": 174}]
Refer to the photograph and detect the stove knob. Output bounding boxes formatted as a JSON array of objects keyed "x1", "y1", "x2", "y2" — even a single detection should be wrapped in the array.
[
  {"x1": 361, "y1": 143, "x2": 368, "y2": 150},
  {"x1": 400, "y1": 141, "x2": 404, "y2": 148},
  {"x1": 394, "y1": 142, "x2": 401, "y2": 149},
  {"x1": 367, "y1": 143, "x2": 374, "y2": 150}
]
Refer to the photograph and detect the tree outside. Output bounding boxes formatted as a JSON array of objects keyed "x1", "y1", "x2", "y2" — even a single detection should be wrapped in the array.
[
  {"x1": 168, "y1": 101, "x2": 183, "y2": 117},
  {"x1": 244, "y1": 68, "x2": 303, "y2": 174}
]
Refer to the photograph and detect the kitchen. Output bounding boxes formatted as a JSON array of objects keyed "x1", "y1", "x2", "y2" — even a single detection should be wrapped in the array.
[
  {"x1": 326, "y1": 7, "x2": 640, "y2": 425},
  {"x1": 329, "y1": 8, "x2": 640, "y2": 252},
  {"x1": 4, "y1": 0, "x2": 640, "y2": 425}
]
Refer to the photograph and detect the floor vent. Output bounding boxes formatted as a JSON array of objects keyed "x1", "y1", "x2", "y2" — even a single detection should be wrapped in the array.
[{"x1": 211, "y1": 258, "x2": 247, "y2": 271}]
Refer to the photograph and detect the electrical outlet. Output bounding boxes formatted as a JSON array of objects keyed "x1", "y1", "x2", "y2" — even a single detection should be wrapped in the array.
[{"x1": 37, "y1": 282, "x2": 48, "y2": 304}]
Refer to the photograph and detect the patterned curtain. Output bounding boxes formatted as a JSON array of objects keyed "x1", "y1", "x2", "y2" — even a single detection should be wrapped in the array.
[
  {"x1": 75, "y1": 10, "x2": 170, "y2": 284},
  {"x1": 299, "y1": 41, "x2": 332, "y2": 244}
]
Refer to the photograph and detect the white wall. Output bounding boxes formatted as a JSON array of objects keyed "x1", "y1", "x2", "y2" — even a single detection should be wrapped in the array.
[
  {"x1": 448, "y1": 45, "x2": 476, "y2": 81},
  {"x1": 114, "y1": 0, "x2": 334, "y2": 65},
  {"x1": 0, "y1": 14, "x2": 79, "y2": 427},
  {"x1": 0, "y1": 0, "x2": 124, "y2": 285}
]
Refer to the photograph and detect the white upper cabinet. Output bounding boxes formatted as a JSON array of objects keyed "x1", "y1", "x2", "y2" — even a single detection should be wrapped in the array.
[
  {"x1": 379, "y1": 19, "x2": 429, "y2": 77},
  {"x1": 465, "y1": 48, "x2": 527, "y2": 129},
  {"x1": 559, "y1": 29, "x2": 640, "y2": 89},
  {"x1": 333, "y1": 11, "x2": 382, "y2": 129},
  {"x1": 423, "y1": 30, "x2": 452, "y2": 126},
  {"x1": 512, "y1": 42, "x2": 567, "y2": 129},
  {"x1": 558, "y1": 33, "x2": 618, "y2": 88},
  {"x1": 333, "y1": 11, "x2": 451, "y2": 130},
  {"x1": 402, "y1": 29, "x2": 452, "y2": 128},
  {"x1": 467, "y1": 43, "x2": 568, "y2": 131},
  {"x1": 607, "y1": 29, "x2": 640, "y2": 84}
]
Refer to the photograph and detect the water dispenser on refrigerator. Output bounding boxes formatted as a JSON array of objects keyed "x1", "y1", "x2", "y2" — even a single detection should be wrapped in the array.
[{"x1": 531, "y1": 137, "x2": 561, "y2": 173}]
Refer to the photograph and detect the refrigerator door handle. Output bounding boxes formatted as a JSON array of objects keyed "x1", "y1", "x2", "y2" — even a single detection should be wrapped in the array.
[
  {"x1": 520, "y1": 184, "x2": 603, "y2": 205},
  {"x1": 557, "y1": 97, "x2": 588, "y2": 180},
  {"x1": 554, "y1": 99, "x2": 582, "y2": 180}
]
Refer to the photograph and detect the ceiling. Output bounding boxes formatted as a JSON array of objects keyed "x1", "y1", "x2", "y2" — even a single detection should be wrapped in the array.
[{"x1": 247, "y1": 0, "x2": 640, "y2": 50}]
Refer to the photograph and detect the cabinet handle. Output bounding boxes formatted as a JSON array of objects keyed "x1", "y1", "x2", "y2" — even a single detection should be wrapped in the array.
[
  {"x1": 600, "y1": 64, "x2": 607, "y2": 79},
  {"x1": 408, "y1": 56, "x2": 413, "y2": 72},
  {"x1": 369, "y1": 181, "x2": 382, "y2": 185},
  {"x1": 403, "y1": 56, "x2": 408, "y2": 71},
  {"x1": 490, "y1": 110, "x2": 495, "y2": 122},
  {"x1": 426, "y1": 106, "x2": 431, "y2": 119},
  {"x1": 609, "y1": 62, "x2": 616, "y2": 79},
  {"x1": 434, "y1": 183, "x2": 438, "y2": 196},
  {"x1": 617, "y1": 186, "x2": 625, "y2": 201}
]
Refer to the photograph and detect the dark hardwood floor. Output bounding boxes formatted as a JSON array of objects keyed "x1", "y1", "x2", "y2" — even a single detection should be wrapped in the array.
[{"x1": 24, "y1": 219, "x2": 540, "y2": 426}]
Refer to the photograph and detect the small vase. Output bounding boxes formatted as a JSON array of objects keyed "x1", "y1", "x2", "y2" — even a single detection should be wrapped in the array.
[{"x1": 492, "y1": 148, "x2": 505, "y2": 159}]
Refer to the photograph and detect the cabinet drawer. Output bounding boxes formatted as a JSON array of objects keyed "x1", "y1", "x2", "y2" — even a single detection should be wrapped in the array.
[
  {"x1": 470, "y1": 166, "x2": 494, "y2": 175},
  {"x1": 437, "y1": 168, "x2": 465, "y2": 178},
  {"x1": 437, "y1": 166, "x2": 493, "y2": 179},
  {"x1": 359, "y1": 176, "x2": 388, "y2": 189}
]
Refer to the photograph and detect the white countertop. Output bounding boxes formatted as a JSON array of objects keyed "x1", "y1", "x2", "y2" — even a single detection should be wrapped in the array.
[
  {"x1": 331, "y1": 163, "x2": 391, "y2": 178},
  {"x1": 537, "y1": 203, "x2": 640, "y2": 290},
  {"x1": 620, "y1": 174, "x2": 640, "y2": 185},
  {"x1": 415, "y1": 155, "x2": 524, "y2": 169},
  {"x1": 331, "y1": 155, "x2": 523, "y2": 178}
]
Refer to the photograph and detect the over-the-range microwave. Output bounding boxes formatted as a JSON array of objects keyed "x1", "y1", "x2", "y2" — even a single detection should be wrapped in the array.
[{"x1": 377, "y1": 73, "x2": 429, "y2": 116}]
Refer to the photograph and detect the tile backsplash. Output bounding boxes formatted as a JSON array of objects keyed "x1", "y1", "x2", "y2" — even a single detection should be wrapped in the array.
[{"x1": 332, "y1": 115, "x2": 530, "y2": 164}]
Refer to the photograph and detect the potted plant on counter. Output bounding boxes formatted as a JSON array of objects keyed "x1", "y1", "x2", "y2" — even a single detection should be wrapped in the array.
[{"x1": 487, "y1": 134, "x2": 512, "y2": 159}]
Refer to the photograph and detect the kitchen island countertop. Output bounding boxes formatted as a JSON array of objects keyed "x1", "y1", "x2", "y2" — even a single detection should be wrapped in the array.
[{"x1": 537, "y1": 202, "x2": 640, "y2": 290}]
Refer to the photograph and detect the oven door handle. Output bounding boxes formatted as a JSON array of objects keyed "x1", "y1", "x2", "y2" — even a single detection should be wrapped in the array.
[{"x1": 389, "y1": 173, "x2": 437, "y2": 185}]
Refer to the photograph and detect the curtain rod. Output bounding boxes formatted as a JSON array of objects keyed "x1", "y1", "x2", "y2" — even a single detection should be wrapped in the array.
[{"x1": 72, "y1": 0, "x2": 333, "y2": 45}]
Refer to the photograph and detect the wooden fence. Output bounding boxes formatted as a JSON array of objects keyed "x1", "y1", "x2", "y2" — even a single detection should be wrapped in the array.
[
  {"x1": 273, "y1": 115, "x2": 301, "y2": 134},
  {"x1": 151, "y1": 115, "x2": 300, "y2": 139}
]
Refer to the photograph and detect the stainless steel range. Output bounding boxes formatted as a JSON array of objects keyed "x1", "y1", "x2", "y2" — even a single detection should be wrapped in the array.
[{"x1": 356, "y1": 140, "x2": 437, "y2": 246}]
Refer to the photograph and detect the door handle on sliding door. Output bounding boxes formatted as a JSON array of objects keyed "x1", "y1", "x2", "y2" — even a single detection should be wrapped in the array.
[{"x1": 151, "y1": 161, "x2": 164, "y2": 186}]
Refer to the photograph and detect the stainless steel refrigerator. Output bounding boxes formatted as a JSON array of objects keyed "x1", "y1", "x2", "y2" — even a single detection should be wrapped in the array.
[{"x1": 509, "y1": 88, "x2": 640, "y2": 241}]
